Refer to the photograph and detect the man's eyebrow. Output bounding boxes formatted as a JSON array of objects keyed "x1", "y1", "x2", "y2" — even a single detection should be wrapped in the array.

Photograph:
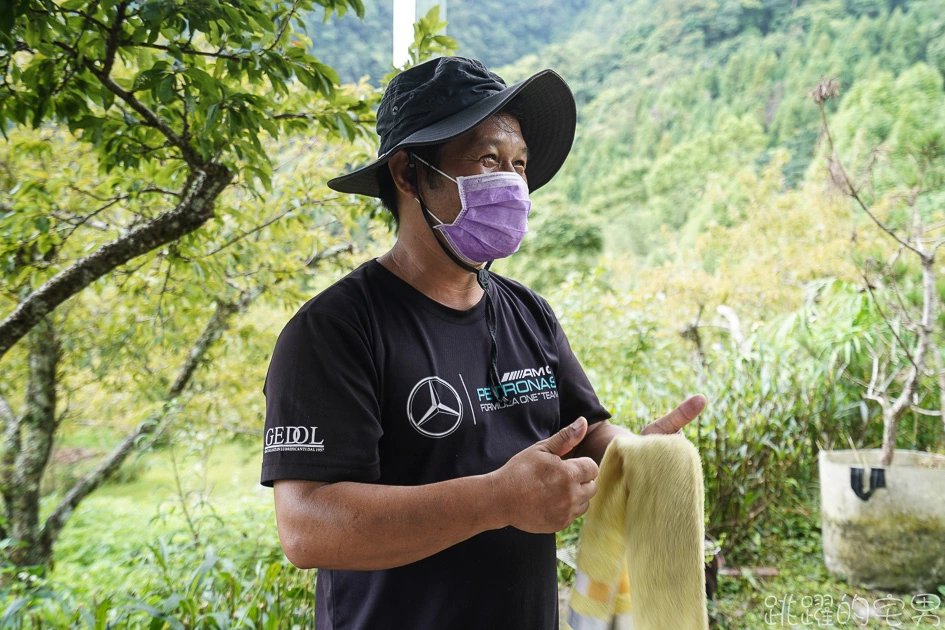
[{"x1": 466, "y1": 137, "x2": 529, "y2": 158}]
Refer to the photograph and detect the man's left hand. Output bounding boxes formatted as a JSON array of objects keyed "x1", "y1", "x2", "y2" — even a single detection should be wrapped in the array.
[
  {"x1": 640, "y1": 394, "x2": 707, "y2": 435},
  {"x1": 563, "y1": 394, "x2": 707, "y2": 464}
]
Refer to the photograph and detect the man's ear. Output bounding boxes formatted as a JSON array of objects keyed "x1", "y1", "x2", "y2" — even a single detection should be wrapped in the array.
[{"x1": 387, "y1": 150, "x2": 418, "y2": 198}]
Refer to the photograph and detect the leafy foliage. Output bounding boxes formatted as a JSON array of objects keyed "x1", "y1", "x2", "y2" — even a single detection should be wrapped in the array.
[
  {"x1": 0, "y1": 0, "x2": 391, "y2": 571},
  {"x1": 0, "y1": 461, "x2": 317, "y2": 628},
  {"x1": 546, "y1": 272, "x2": 942, "y2": 557}
]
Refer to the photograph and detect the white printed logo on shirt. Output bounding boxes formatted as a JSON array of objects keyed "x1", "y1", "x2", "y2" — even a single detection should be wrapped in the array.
[
  {"x1": 406, "y1": 377, "x2": 464, "y2": 438},
  {"x1": 264, "y1": 426, "x2": 325, "y2": 453}
]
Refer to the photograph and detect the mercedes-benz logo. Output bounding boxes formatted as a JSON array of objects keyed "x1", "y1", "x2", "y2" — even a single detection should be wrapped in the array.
[{"x1": 406, "y1": 377, "x2": 463, "y2": 438}]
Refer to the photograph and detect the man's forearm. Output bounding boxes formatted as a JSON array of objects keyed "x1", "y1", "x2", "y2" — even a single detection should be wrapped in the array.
[
  {"x1": 274, "y1": 475, "x2": 504, "y2": 571},
  {"x1": 274, "y1": 418, "x2": 602, "y2": 572}
]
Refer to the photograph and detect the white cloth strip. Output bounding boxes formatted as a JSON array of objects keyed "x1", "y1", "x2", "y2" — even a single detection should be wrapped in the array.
[{"x1": 567, "y1": 608, "x2": 611, "y2": 630}]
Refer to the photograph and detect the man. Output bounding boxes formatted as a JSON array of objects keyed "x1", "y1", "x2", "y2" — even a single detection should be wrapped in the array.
[{"x1": 261, "y1": 57, "x2": 705, "y2": 629}]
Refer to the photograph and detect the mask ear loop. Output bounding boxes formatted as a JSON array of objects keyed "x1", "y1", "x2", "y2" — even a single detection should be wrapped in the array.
[{"x1": 408, "y1": 154, "x2": 508, "y2": 403}]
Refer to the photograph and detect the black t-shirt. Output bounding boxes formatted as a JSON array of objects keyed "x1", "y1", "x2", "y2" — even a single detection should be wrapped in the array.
[{"x1": 261, "y1": 259, "x2": 610, "y2": 630}]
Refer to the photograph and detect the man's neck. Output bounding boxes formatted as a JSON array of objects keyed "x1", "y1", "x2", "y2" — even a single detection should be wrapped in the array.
[{"x1": 379, "y1": 230, "x2": 485, "y2": 311}]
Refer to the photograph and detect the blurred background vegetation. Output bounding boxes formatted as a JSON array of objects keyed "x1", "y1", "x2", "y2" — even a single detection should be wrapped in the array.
[{"x1": 1, "y1": 0, "x2": 944, "y2": 626}]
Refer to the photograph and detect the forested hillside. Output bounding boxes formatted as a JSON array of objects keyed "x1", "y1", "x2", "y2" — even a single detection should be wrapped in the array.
[
  {"x1": 496, "y1": 0, "x2": 945, "y2": 265},
  {"x1": 305, "y1": 0, "x2": 591, "y2": 83}
]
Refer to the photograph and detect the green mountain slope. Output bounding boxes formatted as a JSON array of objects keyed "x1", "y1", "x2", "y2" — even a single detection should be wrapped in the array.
[{"x1": 497, "y1": 0, "x2": 945, "y2": 262}]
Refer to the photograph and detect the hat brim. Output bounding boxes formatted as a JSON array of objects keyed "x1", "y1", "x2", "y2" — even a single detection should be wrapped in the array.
[{"x1": 327, "y1": 69, "x2": 576, "y2": 197}]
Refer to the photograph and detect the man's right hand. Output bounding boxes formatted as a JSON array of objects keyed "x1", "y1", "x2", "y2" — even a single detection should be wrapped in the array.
[{"x1": 490, "y1": 417, "x2": 599, "y2": 534}]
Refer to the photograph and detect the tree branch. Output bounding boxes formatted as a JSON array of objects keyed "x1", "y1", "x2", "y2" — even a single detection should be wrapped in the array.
[
  {"x1": 24, "y1": 225, "x2": 352, "y2": 557},
  {"x1": 141, "y1": 186, "x2": 182, "y2": 199},
  {"x1": 56, "y1": 193, "x2": 129, "y2": 251},
  {"x1": 0, "y1": 395, "x2": 14, "y2": 426},
  {"x1": 167, "y1": 292, "x2": 254, "y2": 399},
  {"x1": 863, "y1": 352, "x2": 886, "y2": 410},
  {"x1": 89, "y1": 69, "x2": 203, "y2": 168},
  {"x1": 120, "y1": 0, "x2": 302, "y2": 63},
  {"x1": 100, "y1": 1, "x2": 130, "y2": 79},
  {"x1": 814, "y1": 92, "x2": 923, "y2": 258},
  {"x1": 87, "y1": 3, "x2": 202, "y2": 170},
  {"x1": 861, "y1": 269, "x2": 915, "y2": 368},
  {"x1": 305, "y1": 241, "x2": 354, "y2": 268},
  {"x1": 197, "y1": 206, "x2": 296, "y2": 259},
  {"x1": 39, "y1": 287, "x2": 256, "y2": 549},
  {"x1": 0, "y1": 165, "x2": 233, "y2": 362},
  {"x1": 880, "y1": 254, "x2": 936, "y2": 465},
  {"x1": 37, "y1": 7, "x2": 109, "y2": 31},
  {"x1": 122, "y1": 42, "x2": 247, "y2": 62},
  {"x1": 0, "y1": 394, "x2": 18, "y2": 532},
  {"x1": 267, "y1": 0, "x2": 302, "y2": 53},
  {"x1": 812, "y1": 78, "x2": 939, "y2": 466},
  {"x1": 273, "y1": 113, "x2": 373, "y2": 123}
]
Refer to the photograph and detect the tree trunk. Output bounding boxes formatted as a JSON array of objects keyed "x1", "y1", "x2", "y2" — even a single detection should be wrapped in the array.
[
  {"x1": 3, "y1": 318, "x2": 60, "y2": 568},
  {"x1": 936, "y1": 350, "x2": 945, "y2": 445},
  {"x1": 879, "y1": 254, "x2": 937, "y2": 467}
]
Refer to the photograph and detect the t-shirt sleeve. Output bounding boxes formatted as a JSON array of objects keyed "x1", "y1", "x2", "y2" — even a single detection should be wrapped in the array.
[
  {"x1": 260, "y1": 308, "x2": 383, "y2": 487},
  {"x1": 542, "y1": 299, "x2": 612, "y2": 427}
]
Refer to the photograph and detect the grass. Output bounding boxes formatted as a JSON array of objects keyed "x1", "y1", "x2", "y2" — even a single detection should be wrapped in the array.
[
  {"x1": 48, "y1": 440, "x2": 280, "y2": 598},
  {"x1": 710, "y1": 533, "x2": 945, "y2": 628},
  {"x1": 14, "y1": 439, "x2": 945, "y2": 628}
]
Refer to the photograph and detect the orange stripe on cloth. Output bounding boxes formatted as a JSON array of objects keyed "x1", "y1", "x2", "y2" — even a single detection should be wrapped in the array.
[
  {"x1": 619, "y1": 571, "x2": 631, "y2": 595},
  {"x1": 586, "y1": 577, "x2": 614, "y2": 603}
]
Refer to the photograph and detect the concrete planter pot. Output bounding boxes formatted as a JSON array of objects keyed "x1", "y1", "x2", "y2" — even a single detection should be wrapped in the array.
[{"x1": 819, "y1": 449, "x2": 945, "y2": 592}]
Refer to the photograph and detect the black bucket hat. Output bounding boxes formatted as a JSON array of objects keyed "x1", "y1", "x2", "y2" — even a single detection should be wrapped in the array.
[{"x1": 327, "y1": 56, "x2": 576, "y2": 197}]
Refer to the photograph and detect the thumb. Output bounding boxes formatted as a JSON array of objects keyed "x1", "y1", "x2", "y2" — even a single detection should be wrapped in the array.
[{"x1": 538, "y1": 417, "x2": 588, "y2": 457}]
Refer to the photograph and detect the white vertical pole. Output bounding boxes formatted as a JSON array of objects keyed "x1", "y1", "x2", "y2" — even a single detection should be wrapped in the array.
[{"x1": 392, "y1": 0, "x2": 417, "y2": 69}]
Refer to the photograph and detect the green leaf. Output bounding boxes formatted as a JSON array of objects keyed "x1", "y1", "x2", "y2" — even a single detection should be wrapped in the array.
[
  {"x1": 348, "y1": 0, "x2": 365, "y2": 19},
  {"x1": 133, "y1": 68, "x2": 165, "y2": 93},
  {"x1": 0, "y1": 598, "x2": 31, "y2": 627},
  {"x1": 313, "y1": 61, "x2": 340, "y2": 87},
  {"x1": 186, "y1": 547, "x2": 218, "y2": 597},
  {"x1": 94, "y1": 598, "x2": 112, "y2": 629},
  {"x1": 183, "y1": 67, "x2": 215, "y2": 94},
  {"x1": 156, "y1": 74, "x2": 177, "y2": 103}
]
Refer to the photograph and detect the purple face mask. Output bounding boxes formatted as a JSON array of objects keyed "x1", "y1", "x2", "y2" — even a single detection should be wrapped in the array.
[{"x1": 414, "y1": 155, "x2": 531, "y2": 266}]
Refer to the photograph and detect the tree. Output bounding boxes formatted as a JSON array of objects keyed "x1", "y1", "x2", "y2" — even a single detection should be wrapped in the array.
[
  {"x1": 0, "y1": 0, "x2": 382, "y2": 570},
  {"x1": 812, "y1": 66, "x2": 945, "y2": 465}
]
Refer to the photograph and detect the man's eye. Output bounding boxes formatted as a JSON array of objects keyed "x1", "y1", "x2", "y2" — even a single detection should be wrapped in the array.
[
  {"x1": 481, "y1": 154, "x2": 498, "y2": 164},
  {"x1": 514, "y1": 160, "x2": 526, "y2": 171}
]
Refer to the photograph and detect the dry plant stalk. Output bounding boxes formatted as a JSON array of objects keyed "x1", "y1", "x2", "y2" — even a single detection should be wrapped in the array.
[{"x1": 811, "y1": 76, "x2": 945, "y2": 467}]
